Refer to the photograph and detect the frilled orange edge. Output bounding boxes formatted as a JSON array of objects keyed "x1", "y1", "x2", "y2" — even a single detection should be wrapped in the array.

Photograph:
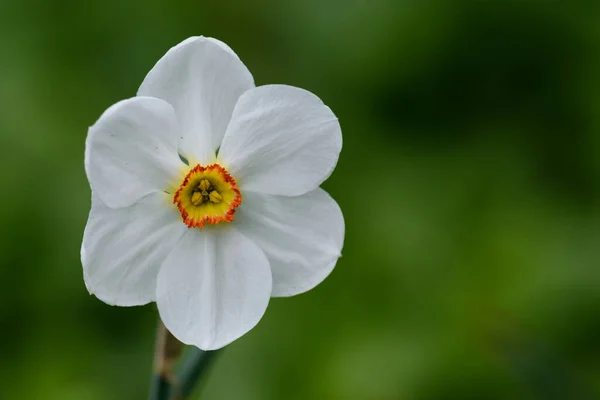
[{"x1": 173, "y1": 164, "x2": 242, "y2": 228}]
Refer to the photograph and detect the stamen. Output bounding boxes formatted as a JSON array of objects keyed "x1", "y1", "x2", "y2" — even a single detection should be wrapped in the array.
[
  {"x1": 209, "y1": 191, "x2": 223, "y2": 203},
  {"x1": 199, "y1": 179, "x2": 211, "y2": 192},
  {"x1": 191, "y1": 191, "x2": 203, "y2": 206}
]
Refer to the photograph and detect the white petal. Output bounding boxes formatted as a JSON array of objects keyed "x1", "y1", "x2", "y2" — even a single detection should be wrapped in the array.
[
  {"x1": 81, "y1": 192, "x2": 187, "y2": 306},
  {"x1": 218, "y1": 85, "x2": 342, "y2": 196},
  {"x1": 235, "y1": 188, "x2": 344, "y2": 297},
  {"x1": 85, "y1": 97, "x2": 182, "y2": 209},
  {"x1": 138, "y1": 36, "x2": 255, "y2": 164},
  {"x1": 156, "y1": 227, "x2": 272, "y2": 350}
]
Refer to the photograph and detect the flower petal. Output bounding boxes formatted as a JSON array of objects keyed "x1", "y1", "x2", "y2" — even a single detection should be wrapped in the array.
[
  {"x1": 81, "y1": 192, "x2": 187, "y2": 306},
  {"x1": 138, "y1": 36, "x2": 255, "y2": 164},
  {"x1": 218, "y1": 85, "x2": 342, "y2": 196},
  {"x1": 85, "y1": 96, "x2": 182, "y2": 209},
  {"x1": 156, "y1": 227, "x2": 272, "y2": 350},
  {"x1": 235, "y1": 188, "x2": 344, "y2": 297}
]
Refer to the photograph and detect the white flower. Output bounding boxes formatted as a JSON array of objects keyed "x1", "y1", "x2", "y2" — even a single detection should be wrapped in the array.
[{"x1": 81, "y1": 37, "x2": 344, "y2": 350}]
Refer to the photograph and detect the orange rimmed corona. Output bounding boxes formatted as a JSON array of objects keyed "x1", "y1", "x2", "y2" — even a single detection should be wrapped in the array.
[{"x1": 173, "y1": 164, "x2": 241, "y2": 228}]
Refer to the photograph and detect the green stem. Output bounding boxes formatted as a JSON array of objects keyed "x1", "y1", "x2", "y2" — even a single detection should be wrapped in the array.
[
  {"x1": 149, "y1": 321, "x2": 183, "y2": 400},
  {"x1": 149, "y1": 374, "x2": 171, "y2": 400},
  {"x1": 149, "y1": 319, "x2": 222, "y2": 400},
  {"x1": 174, "y1": 348, "x2": 221, "y2": 399}
]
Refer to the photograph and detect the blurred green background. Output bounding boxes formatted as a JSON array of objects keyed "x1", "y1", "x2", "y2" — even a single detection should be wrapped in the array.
[{"x1": 1, "y1": 0, "x2": 600, "y2": 399}]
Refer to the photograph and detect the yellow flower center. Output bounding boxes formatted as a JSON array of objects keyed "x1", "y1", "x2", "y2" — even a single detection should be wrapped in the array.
[{"x1": 173, "y1": 164, "x2": 241, "y2": 228}]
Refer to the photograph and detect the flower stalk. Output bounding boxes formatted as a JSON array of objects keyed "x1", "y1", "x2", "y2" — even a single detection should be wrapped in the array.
[
  {"x1": 173, "y1": 347, "x2": 221, "y2": 399},
  {"x1": 150, "y1": 320, "x2": 184, "y2": 400},
  {"x1": 150, "y1": 320, "x2": 221, "y2": 400}
]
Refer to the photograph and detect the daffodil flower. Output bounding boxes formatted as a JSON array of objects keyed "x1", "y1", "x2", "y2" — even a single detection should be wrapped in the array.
[{"x1": 82, "y1": 37, "x2": 344, "y2": 350}]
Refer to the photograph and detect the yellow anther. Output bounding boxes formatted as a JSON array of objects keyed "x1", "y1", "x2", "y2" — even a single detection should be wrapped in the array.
[
  {"x1": 199, "y1": 179, "x2": 211, "y2": 192},
  {"x1": 209, "y1": 190, "x2": 223, "y2": 203},
  {"x1": 191, "y1": 191, "x2": 203, "y2": 206}
]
